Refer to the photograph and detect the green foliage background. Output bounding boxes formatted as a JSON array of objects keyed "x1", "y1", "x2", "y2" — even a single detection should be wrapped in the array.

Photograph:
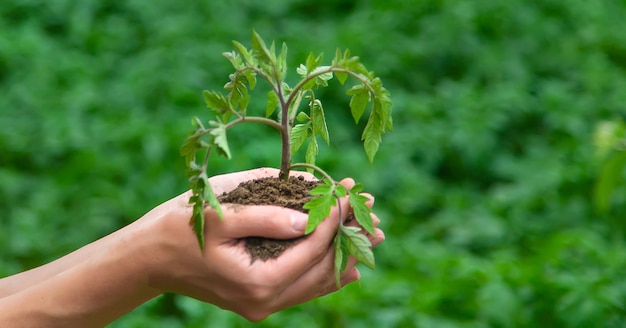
[{"x1": 1, "y1": 0, "x2": 626, "y2": 326}]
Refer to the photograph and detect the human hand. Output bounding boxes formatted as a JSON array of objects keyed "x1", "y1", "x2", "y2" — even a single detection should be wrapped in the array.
[{"x1": 146, "y1": 167, "x2": 385, "y2": 321}]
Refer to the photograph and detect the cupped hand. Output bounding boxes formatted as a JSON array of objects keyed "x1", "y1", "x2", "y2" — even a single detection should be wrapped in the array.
[{"x1": 146, "y1": 168, "x2": 384, "y2": 321}]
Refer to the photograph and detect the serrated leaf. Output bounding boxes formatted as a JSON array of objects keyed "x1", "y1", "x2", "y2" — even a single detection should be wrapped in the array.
[
  {"x1": 209, "y1": 125, "x2": 231, "y2": 159},
  {"x1": 361, "y1": 87, "x2": 393, "y2": 163},
  {"x1": 334, "y1": 184, "x2": 347, "y2": 198},
  {"x1": 296, "y1": 111, "x2": 310, "y2": 122},
  {"x1": 307, "y1": 52, "x2": 323, "y2": 72},
  {"x1": 350, "y1": 183, "x2": 364, "y2": 193},
  {"x1": 180, "y1": 124, "x2": 205, "y2": 165},
  {"x1": 305, "y1": 136, "x2": 318, "y2": 167},
  {"x1": 202, "y1": 175, "x2": 223, "y2": 220},
  {"x1": 309, "y1": 181, "x2": 332, "y2": 195},
  {"x1": 336, "y1": 71, "x2": 348, "y2": 85},
  {"x1": 266, "y1": 91, "x2": 279, "y2": 117},
  {"x1": 296, "y1": 64, "x2": 308, "y2": 78},
  {"x1": 232, "y1": 40, "x2": 255, "y2": 66},
  {"x1": 243, "y1": 70, "x2": 257, "y2": 90},
  {"x1": 203, "y1": 90, "x2": 230, "y2": 116},
  {"x1": 594, "y1": 151, "x2": 626, "y2": 212},
  {"x1": 290, "y1": 123, "x2": 310, "y2": 154},
  {"x1": 224, "y1": 73, "x2": 250, "y2": 114},
  {"x1": 362, "y1": 114, "x2": 383, "y2": 163},
  {"x1": 594, "y1": 121, "x2": 626, "y2": 160},
  {"x1": 349, "y1": 186, "x2": 375, "y2": 235},
  {"x1": 191, "y1": 199, "x2": 205, "y2": 249},
  {"x1": 259, "y1": 62, "x2": 274, "y2": 79},
  {"x1": 332, "y1": 48, "x2": 342, "y2": 66},
  {"x1": 349, "y1": 87, "x2": 370, "y2": 123},
  {"x1": 222, "y1": 51, "x2": 244, "y2": 69},
  {"x1": 303, "y1": 189, "x2": 335, "y2": 234},
  {"x1": 341, "y1": 225, "x2": 375, "y2": 269},
  {"x1": 277, "y1": 42, "x2": 288, "y2": 81},
  {"x1": 333, "y1": 232, "x2": 346, "y2": 287},
  {"x1": 252, "y1": 30, "x2": 273, "y2": 64},
  {"x1": 311, "y1": 99, "x2": 330, "y2": 144}
]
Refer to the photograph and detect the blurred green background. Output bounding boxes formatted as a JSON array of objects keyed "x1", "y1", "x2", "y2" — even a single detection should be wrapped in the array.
[{"x1": 2, "y1": 0, "x2": 626, "y2": 327}]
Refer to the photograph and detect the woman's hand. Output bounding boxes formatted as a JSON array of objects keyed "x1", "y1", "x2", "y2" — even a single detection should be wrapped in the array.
[
  {"x1": 0, "y1": 167, "x2": 385, "y2": 326},
  {"x1": 146, "y1": 168, "x2": 385, "y2": 321}
]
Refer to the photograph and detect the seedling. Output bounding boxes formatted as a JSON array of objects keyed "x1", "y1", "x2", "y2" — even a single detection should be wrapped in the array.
[{"x1": 181, "y1": 31, "x2": 392, "y2": 284}]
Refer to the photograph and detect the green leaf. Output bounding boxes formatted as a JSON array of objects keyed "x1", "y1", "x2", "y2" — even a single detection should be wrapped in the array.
[
  {"x1": 594, "y1": 151, "x2": 626, "y2": 212},
  {"x1": 180, "y1": 119, "x2": 206, "y2": 165},
  {"x1": 277, "y1": 42, "x2": 288, "y2": 81},
  {"x1": 306, "y1": 52, "x2": 323, "y2": 72},
  {"x1": 305, "y1": 136, "x2": 318, "y2": 167},
  {"x1": 201, "y1": 175, "x2": 223, "y2": 220},
  {"x1": 191, "y1": 197, "x2": 205, "y2": 249},
  {"x1": 296, "y1": 111, "x2": 310, "y2": 122},
  {"x1": 243, "y1": 70, "x2": 257, "y2": 90},
  {"x1": 222, "y1": 51, "x2": 244, "y2": 69},
  {"x1": 203, "y1": 90, "x2": 230, "y2": 117},
  {"x1": 224, "y1": 73, "x2": 250, "y2": 114},
  {"x1": 266, "y1": 91, "x2": 279, "y2": 117},
  {"x1": 311, "y1": 99, "x2": 330, "y2": 144},
  {"x1": 336, "y1": 71, "x2": 348, "y2": 85},
  {"x1": 251, "y1": 30, "x2": 273, "y2": 64},
  {"x1": 333, "y1": 232, "x2": 347, "y2": 287},
  {"x1": 348, "y1": 85, "x2": 370, "y2": 123},
  {"x1": 361, "y1": 86, "x2": 393, "y2": 162},
  {"x1": 208, "y1": 124, "x2": 231, "y2": 159},
  {"x1": 232, "y1": 41, "x2": 255, "y2": 66},
  {"x1": 290, "y1": 123, "x2": 310, "y2": 154},
  {"x1": 341, "y1": 225, "x2": 375, "y2": 269},
  {"x1": 296, "y1": 64, "x2": 308, "y2": 78},
  {"x1": 594, "y1": 120, "x2": 626, "y2": 160},
  {"x1": 309, "y1": 180, "x2": 332, "y2": 195},
  {"x1": 335, "y1": 184, "x2": 347, "y2": 198},
  {"x1": 362, "y1": 113, "x2": 383, "y2": 163},
  {"x1": 349, "y1": 185, "x2": 375, "y2": 235},
  {"x1": 303, "y1": 185, "x2": 335, "y2": 234}
]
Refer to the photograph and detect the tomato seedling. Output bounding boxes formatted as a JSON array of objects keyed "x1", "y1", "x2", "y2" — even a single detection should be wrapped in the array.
[{"x1": 181, "y1": 31, "x2": 392, "y2": 285}]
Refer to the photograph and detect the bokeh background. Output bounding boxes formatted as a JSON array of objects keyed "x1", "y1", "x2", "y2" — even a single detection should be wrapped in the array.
[{"x1": 2, "y1": 0, "x2": 626, "y2": 327}]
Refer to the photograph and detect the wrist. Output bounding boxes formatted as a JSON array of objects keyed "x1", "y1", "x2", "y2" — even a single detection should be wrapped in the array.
[{"x1": 0, "y1": 219, "x2": 164, "y2": 327}]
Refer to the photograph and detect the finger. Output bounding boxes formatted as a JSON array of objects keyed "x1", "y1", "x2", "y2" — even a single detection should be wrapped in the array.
[
  {"x1": 371, "y1": 228, "x2": 385, "y2": 248},
  {"x1": 370, "y1": 212, "x2": 381, "y2": 227},
  {"x1": 251, "y1": 195, "x2": 352, "y2": 284},
  {"x1": 271, "y1": 245, "x2": 361, "y2": 309},
  {"x1": 339, "y1": 177, "x2": 356, "y2": 190},
  {"x1": 209, "y1": 204, "x2": 309, "y2": 240}
]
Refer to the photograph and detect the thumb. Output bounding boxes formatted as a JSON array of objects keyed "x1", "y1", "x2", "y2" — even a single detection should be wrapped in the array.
[{"x1": 209, "y1": 204, "x2": 309, "y2": 240}]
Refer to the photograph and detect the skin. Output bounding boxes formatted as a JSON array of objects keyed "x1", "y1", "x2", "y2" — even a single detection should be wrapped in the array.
[{"x1": 0, "y1": 168, "x2": 385, "y2": 327}]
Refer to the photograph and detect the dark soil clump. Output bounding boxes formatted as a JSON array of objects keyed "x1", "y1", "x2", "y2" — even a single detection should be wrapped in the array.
[{"x1": 217, "y1": 176, "x2": 320, "y2": 262}]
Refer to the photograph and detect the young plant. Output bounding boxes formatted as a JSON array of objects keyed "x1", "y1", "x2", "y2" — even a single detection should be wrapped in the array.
[{"x1": 181, "y1": 31, "x2": 392, "y2": 284}]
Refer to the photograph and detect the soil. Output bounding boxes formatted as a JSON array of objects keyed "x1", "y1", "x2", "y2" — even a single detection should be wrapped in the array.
[{"x1": 217, "y1": 175, "x2": 320, "y2": 263}]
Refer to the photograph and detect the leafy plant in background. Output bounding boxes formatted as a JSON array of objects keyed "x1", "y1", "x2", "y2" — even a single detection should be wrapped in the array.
[
  {"x1": 180, "y1": 30, "x2": 392, "y2": 284},
  {"x1": 594, "y1": 119, "x2": 626, "y2": 212}
]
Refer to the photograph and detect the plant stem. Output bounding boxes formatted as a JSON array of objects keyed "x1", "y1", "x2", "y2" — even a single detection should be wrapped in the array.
[
  {"x1": 224, "y1": 116, "x2": 283, "y2": 132},
  {"x1": 286, "y1": 67, "x2": 375, "y2": 107},
  {"x1": 289, "y1": 163, "x2": 335, "y2": 184},
  {"x1": 277, "y1": 81, "x2": 291, "y2": 181}
]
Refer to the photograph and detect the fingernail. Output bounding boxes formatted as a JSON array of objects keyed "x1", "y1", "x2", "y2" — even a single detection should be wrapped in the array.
[{"x1": 291, "y1": 212, "x2": 308, "y2": 232}]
